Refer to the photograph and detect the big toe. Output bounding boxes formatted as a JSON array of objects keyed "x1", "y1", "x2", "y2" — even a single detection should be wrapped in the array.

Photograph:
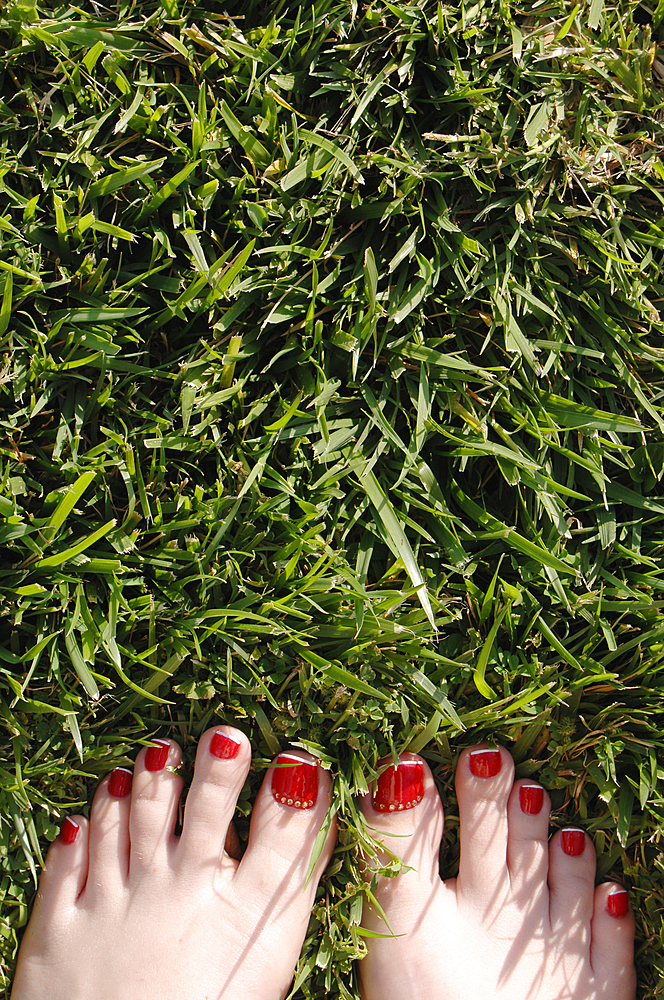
[
  {"x1": 233, "y1": 750, "x2": 337, "y2": 922},
  {"x1": 358, "y1": 753, "x2": 444, "y2": 930},
  {"x1": 360, "y1": 754, "x2": 442, "y2": 868},
  {"x1": 356, "y1": 753, "x2": 448, "y2": 1000}
]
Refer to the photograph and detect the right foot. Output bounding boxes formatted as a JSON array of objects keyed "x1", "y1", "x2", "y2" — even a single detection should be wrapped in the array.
[
  {"x1": 12, "y1": 728, "x2": 336, "y2": 1000},
  {"x1": 358, "y1": 745, "x2": 636, "y2": 1000}
]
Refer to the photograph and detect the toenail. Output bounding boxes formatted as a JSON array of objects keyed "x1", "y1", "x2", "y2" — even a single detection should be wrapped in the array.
[
  {"x1": 606, "y1": 889, "x2": 629, "y2": 918},
  {"x1": 271, "y1": 753, "x2": 318, "y2": 810},
  {"x1": 469, "y1": 748, "x2": 502, "y2": 778},
  {"x1": 519, "y1": 783, "x2": 544, "y2": 815},
  {"x1": 108, "y1": 767, "x2": 133, "y2": 798},
  {"x1": 60, "y1": 817, "x2": 80, "y2": 845},
  {"x1": 145, "y1": 740, "x2": 170, "y2": 772},
  {"x1": 561, "y1": 827, "x2": 586, "y2": 856},
  {"x1": 210, "y1": 730, "x2": 242, "y2": 760},
  {"x1": 372, "y1": 759, "x2": 424, "y2": 813}
]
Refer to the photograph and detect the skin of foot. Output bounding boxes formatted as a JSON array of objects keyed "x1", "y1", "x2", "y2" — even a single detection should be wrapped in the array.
[
  {"x1": 358, "y1": 745, "x2": 636, "y2": 1000},
  {"x1": 11, "y1": 727, "x2": 337, "y2": 1000}
]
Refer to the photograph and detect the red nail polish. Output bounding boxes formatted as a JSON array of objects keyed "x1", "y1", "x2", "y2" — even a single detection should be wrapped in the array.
[
  {"x1": 108, "y1": 767, "x2": 133, "y2": 798},
  {"x1": 607, "y1": 889, "x2": 629, "y2": 918},
  {"x1": 145, "y1": 740, "x2": 170, "y2": 772},
  {"x1": 271, "y1": 753, "x2": 318, "y2": 809},
  {"x1": 210, "y1": 731, "x2": 242, "y2": 759},
  {"x1": 60, "y1": 817, "x2": 80, "y2": 845},
  {"x1": 469, "y1": 748, "x2": 502, "y2": 778},
  {"x1": 372, "y1": 759, "x2": 424, "y2": 812},
  {"x1": 561, "y1": 828, "x2": 586, "y2": 856},
  {"x1": 519, "y1": 784, "x2": 544, "y2": 815}
]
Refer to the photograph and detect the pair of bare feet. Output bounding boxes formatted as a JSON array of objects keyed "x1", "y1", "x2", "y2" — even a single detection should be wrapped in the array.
[{"x1": 12, "y1": 727, "x2": 636, "y2": 1000}]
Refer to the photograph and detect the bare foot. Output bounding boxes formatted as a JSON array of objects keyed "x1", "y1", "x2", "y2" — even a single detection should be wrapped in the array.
[
  {"x1": 12, "y1": 728, "x2": 336, "y2": 1000},
  {"x1": 358, "y1": 745, "x2": 636, "y2": 1000}
]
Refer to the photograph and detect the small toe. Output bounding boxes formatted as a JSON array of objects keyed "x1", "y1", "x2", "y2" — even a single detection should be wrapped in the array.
[
  {"x1": 591, "y1": 884, "x2": 637, "y2": 999},
  {"x1": 34, "y1": 815, "x2": 90, "y2": 916},
  {"x1": 9, "y1": 815, "x2": 90, "y2": 997},
  {"x1": 128, "y1": 739, "x2": 183, "y2": 877},
  {"x1": 176, "y1": 725, "x2": 251, "y2": 878},
  {"x1": 456, "y1": 744, "x2": 514, "y2": 905}
]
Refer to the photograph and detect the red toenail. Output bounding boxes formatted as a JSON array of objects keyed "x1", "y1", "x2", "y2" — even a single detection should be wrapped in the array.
[
  {"x1": 108, "y1": 767, "x2": 133, "y2": 798},
  {"x1": 607, "y1": 889, "x2": 629, "y2": 918},
  {"x1": 561, "y1": 828, "x2": 586, "y2": 856},
  {"x1": 271, "y1": 753, "x2": 318, "y2": 809},
  {"x1": 210, "y1": 731, "x2": 242, "y2": 759},
  {"x1": 145, "y1": 740, "x2": 170, "y2": 772},
  {"x1": 372, "y1": 759, "x2": 424, "y2": 812},
  {"x1": 469, "y1": 749, "x2": 502, "y2": 778},
  {"x1": 519, "y1": 784, "x2": 544, "y2": 815},
  {"x1": 60, "y1": 817, "x2": 80, "y2": 845}
]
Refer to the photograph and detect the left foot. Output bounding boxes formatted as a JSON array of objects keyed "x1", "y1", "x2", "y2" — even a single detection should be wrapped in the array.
[{"x1": 12, "y1": 727, "x2": 336, "y2": 1000}]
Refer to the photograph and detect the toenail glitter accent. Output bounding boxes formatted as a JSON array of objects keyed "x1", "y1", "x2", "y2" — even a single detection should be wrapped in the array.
[
  {"x1": 372, "y1": 759, "x2": 424, "y2": 813},
  {"x1": 271, "y1": 753, "x2": 318, "y2": 809},
  {"x1": 60, "y1": 817, "x2": 80, "y2": 845},
  {"x1": 607, "y1": 889, "x2": 629, "y2": 919},
  {"x1": 519, "y1": 783, "x2": 544, "y2": 815},
  {"x1": 108, "y1": 767, "x2": 133, "y2": 798},
  {"x1": 561, "y1": 827, "x2": 586, "y2": 856},
  {"x1": 210, "y1": 730, "x2": 242, "y2": 759},
  {"x1": 469, "y1": 749, "x2": 502, "y2": 778},
  {"x1": 145, "y1": 739, "x2": 170, "y2": 772}
]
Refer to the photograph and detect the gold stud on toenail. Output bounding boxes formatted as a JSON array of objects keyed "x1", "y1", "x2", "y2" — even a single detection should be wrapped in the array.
[
  {"x1": 308, "y1": 799, "x2": 313, "y2": 807},
  {"x1": 295, "y1": 800, "x2": 301, "y2": 807}
]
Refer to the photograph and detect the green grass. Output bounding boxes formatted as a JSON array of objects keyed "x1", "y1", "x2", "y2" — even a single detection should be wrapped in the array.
[{"x1": 1, "y1": 0, "x2": 664, "y2": 995}]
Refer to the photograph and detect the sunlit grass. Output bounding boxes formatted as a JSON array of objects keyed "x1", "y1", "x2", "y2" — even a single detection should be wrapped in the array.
[{"x1": 1, "y1": 0, "x2": 663, "y2": 996}]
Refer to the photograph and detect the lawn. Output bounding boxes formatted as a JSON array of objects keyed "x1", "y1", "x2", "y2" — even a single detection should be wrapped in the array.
[{"x1": 0, "y1": 0, "x2": 663, "y2": 996}]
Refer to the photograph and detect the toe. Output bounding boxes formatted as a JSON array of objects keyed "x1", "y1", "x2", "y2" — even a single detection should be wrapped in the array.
[
  {"x1": 233, "y1": 750, "x2": 336, "y2": 918},
  {"x1": 456, "y1": 744, "x2": 514, "y2": 905},
  {"x1": 591, "y1": 884, "x2": 637, "y2": 999},
  {"x1": 86, "y1": 766, "x2": 134, "y2": 893},
  {"x1": 128, "y1": 739, "x2": 183, "y2": 877},
  {"x1": 357, "y1": 755, "x2": 449, "y2": 1000},
  {"x1": 10, "y1": 815, "x2": 90, "y2": 994},
  {"x1": 358, "y1": 753, "x2": 444, "y2": 919},
  {"x1": 175, "y1": 725, "x2": 251, "y2": 878},
  {"x1": 548, "y1": 827, "x2": 597, "y2": 949},
  {"x1": 506, "y1": 779, "x2": 551, "y2": 909},
  {"x1": 34, "y1": 815, "x2": 90, "y2": 916}
]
